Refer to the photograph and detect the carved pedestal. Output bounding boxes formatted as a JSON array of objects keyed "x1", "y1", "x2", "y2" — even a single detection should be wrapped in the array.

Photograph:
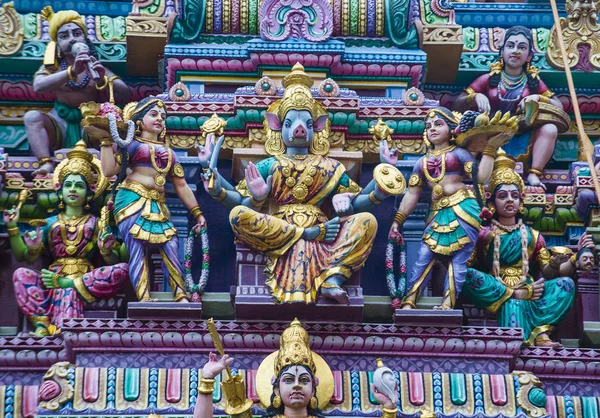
[{"x1": 232, "y1": 243, "x2": 364, "y2": 322}]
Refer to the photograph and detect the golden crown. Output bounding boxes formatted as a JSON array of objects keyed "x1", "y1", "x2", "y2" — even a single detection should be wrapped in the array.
[
  {"x1": 53, "y1": 141, "x2": 108, "y2": 200},
  {"x1": 488, "y1": 149, "x2": 525, "y2": 195},
  {"x1": 277, "y1": 63, "x2": 320, "y2": 120},
  {"x1": 275, "y1": 318, "x2": 316, "y2": 375}
]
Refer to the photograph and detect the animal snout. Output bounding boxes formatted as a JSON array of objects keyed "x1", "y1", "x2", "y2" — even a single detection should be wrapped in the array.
[{"x1": 293, "y1": 124, "x2": 307, "y2": 138}]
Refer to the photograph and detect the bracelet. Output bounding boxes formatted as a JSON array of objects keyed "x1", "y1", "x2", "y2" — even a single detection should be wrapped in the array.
[
  {"x1": 190, "y1": 206, "x2": 203, "y2": 218},
  {"x1": 368, "y1": 191, "x2": 383, "y2": 205},
  {"x1": 549, "y1": 257, "x2": 561, "y2": 270},
  {"x1": 66, "y1": 65, "x2": 77, "y2": 82},
  {"x1": 198, "y1": 378, "x2": 216, "y2": 395},
  {"x1": 394, "y1": 212, "x2": 407, "y2": 225},
  {"x1": 482, "y1": 145, "x2": 497, "y2": 158},
  {"x1": 524, "y1": 283, "x2": 534, "y2": 300},
  {"x1": 7, "y1": 226, "x2": 20, "y2": 237},
  {"x1": 52, "y1": 272, "x2": 60, "y2": 289},
  {"x1": 539, "y1": 95, "x2": 550, "y2": 104},
  {"x1": 100, "y1": 138, "x2": 113, "y2": 148},
  {"x1": 28, "y1": 245, "x2": 42, "y2": 256},
  {"x1": 382, "y1": 407, "x2": 399, "y2": 418},
  {"x1": 95, "y1": 75, "x2": 108, "y2": 90},
  {"x1": 249, "y1": 195, "x2": 265, "y2": 207},
  {"x1": 466, "y1": 92, "x2": 478, "y2": 107},
  {"x1": 315, "y1": 224, "x2": 326, "y2": 241},
  {"x1": 570, "y1": 254, "x2": 577, "y2": 266},
  {"x1": 529, "y1": 168, "x2": 543, "y2": 177},
  {"x1": 38, "y1": 157, "x2": 53, "y2": 165},
  {"x1": 213, "y1": 188, "x2": 227, "y2": 202}
]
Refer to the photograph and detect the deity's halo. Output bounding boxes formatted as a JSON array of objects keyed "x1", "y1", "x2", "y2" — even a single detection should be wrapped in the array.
[{"x1": 255, "y1": 350, "x2": 334, "y2": 410}]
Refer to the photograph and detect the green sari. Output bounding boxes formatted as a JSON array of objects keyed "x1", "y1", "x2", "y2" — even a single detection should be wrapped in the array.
[{"x1": 463, "y1": 225, "x2": 575, "y2": 345}]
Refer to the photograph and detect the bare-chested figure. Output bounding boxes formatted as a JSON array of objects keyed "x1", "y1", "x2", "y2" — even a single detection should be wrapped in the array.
[{"x1": 26, "y1": 7, "x2": 129, "y2": 175}]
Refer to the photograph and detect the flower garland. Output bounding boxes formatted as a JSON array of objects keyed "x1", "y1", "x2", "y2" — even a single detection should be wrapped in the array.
[
  {"x1": 385, "y1": 235, "x2": 407, "y2": 308},
  {"x1": 107, "y1": 113, "x2": 135, "y2": 148},
  {"x1": 184, "y1": 226, "x2": 210, "y2": 302}
]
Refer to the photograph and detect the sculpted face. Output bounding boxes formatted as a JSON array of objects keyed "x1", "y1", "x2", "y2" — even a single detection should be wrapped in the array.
[
  {"x1": 264, "y1": 110, "x2": 328, "y2": 149},
  {"x1": 275, "y1": 365, "x2": 317, "y2": 409},
  {"x1": 141, "y1": 105, "x2": 167, "y2": 136},
  {"x1": 62, "y1": 174, "x2": 88, "y2": 208},
  {"x1": 578, "y1": 251, "x2": 595, "y2": 271},
  {"x1": 56, "y1": 23, "x2": 86, "y2": 57},
  {"x1": 425, "y1": 115, "x2": 451, "y2": 147},
  {"x1": 494, "y1": 184, "x2": 521, "y2": 219},
  {"x1": 502, "y1": 33, "x2": 532, "y2": 71}
]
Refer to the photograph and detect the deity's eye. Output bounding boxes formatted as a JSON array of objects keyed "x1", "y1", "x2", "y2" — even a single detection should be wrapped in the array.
[
  {"x1": 73, "y1": 29, "x2": 83, "y2": 38},
  {"x1": 497, "y1": 191, "x2": 508, "y2": 199}
]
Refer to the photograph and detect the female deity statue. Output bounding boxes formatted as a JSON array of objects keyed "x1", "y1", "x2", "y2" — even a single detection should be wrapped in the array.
[
  {"x1": 102, "y1": 97, "x2": 207, "y2": 302},
  {"x1": 462, "y1": 152, "x2": 589, "y2": 348},
  {"x1": 194, "y1": 318, "x2": 392, "y2": 418},
  {"x1": 454, "y1": 25, "x2": 564, "y2": 188},
  {"x1": 3, "y1": 141, "x2": 129, "y2": 336},
  {"x1": 382, "y1": 107, "x2": 511, "y2": 310},
  {"x1": 200, "y1": 64, "x2": 399, "y2": 304}
]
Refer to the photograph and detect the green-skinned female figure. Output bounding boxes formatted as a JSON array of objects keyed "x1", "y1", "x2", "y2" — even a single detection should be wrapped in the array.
[{"x1": 4, "y1": 142, "x2": 128, "y2": 336}]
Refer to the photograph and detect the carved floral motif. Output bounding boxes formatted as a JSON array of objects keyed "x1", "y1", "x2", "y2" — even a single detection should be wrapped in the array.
[{"x1": 259, "y1": 0, "x2": 333, "y2": 41}]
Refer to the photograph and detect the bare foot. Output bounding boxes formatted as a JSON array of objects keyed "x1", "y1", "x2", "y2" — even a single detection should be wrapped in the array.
[
  {"x1": 433, "y1": 305, "x2": 453, "y2": 310},
  {"x1": 33, "y1": 162, "x2": 54, "y2": 177},
  {"x1": 321, "y1": 285, "x2": 349, "y2": 304},
  {"x1": 401, "y1": 304, "x2": 414, "y2": 310},
  {"x1": 527, "y1": 172, "x2": 546, "y2": 190},
  {"x1": 534, "y1": 333, "x2": 562, "y2": 349}
]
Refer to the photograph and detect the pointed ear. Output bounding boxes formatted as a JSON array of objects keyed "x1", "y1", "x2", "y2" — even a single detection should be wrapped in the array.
[
  {"x1": 314, "y1": 114, "x2": 329, "y2": 132},
  {"x1": 264, "y1": 112, "x2": 282, "y2": 131}
]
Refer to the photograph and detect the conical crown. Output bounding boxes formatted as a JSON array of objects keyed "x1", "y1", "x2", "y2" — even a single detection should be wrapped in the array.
[
  {"x1": 488, "y1": 149, "x2": 525, "y2": 195},
  {"x1": 277, "y1": 63, "x2": 319, "y2": 120},
  {"x1": 275, "y1": 318, "x2": 316, "y2": 375}
]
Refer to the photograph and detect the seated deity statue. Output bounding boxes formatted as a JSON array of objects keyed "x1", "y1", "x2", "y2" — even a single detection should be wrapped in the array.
[
  {"x1": 198, "y1": 64, "x2": 402, "y2": 305},
  {"x1": 194, "y1": 318, "x2": 393, "y2": 418},
  {"x1": 382, "y1": 107, "x2": 512, "y2": 310},
  {"x1": 3, "y1": 141, "x2": 129, "y2": 336},
  {"x1": 454, "y1": 25, "x2": 565, "y2": 189},
  {"x1": 26, "y1": 7, "x2": 129, "y2": 176},
  {"x1": 462, "y1": 152, "x2": 593, "y2": 348}
]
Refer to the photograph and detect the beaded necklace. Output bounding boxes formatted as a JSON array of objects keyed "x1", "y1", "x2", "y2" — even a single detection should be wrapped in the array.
[
  {"x1": 498, "y1": 71, "x2": 527, "y2": 104},
  {"x1": 59, "y1": 59, "x2": 90, "y2": 89},
  {"x1": 58, "y1": 213, "x2": 91, "y2": 255},
  {"x1": 422, "y1": 146, "x2": 455, "y2": 198},
  {"x1": 148, "y1": 144, "x2": 173, "y2": 187}
]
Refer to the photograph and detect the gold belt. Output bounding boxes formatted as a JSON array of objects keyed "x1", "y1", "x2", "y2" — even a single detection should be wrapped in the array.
[
  {"x1": 118, "y1": 180, "x2": 166, "y2": 203},
  {"x1": 430, "y1": 188, "x2": 476, "y2": 211},
  {"x1": 499, "y1": 266, "x2": 526, "y2": 288},
  {"x1": 50, "y1": 257, "x2": 94, "y2": 278},
  {"x1": 274, "y1": 204, "x2": 328, "y2": 228}
]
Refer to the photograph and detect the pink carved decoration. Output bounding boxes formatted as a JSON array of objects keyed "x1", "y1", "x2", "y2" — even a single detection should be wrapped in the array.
[
  {"x1": 259, "y1": 0, "x2": 333, "y2": 42},
  {"x1": 38, "y1": 380, "x2": 60, "y2": 402}
]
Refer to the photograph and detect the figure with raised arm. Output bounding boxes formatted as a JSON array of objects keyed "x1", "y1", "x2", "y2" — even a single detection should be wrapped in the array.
[
  {"x1": 102, "y1": 97, "x2": 207, "y2": 302},
  {"x1": 382, "y1": 107, "x2": 512, "y2": 310},
  {"x1": 3, "y1": 141, "x2": 128, "y2": 336},
  {"x1": 195, "y1": 319, "x2": 402, "y2": 417},
  {"x1": 462, "y1": 152, "x2": 592, "y2": 348},
  {"x1": 25, "y1": 7, "x2": 129, "y2": 176},
  {"x1": 454, "y1": 26, "x2": 564, "y2": 188},
  {"x1": 197, "y1": 64, "x2": 404, "y2": 304}
]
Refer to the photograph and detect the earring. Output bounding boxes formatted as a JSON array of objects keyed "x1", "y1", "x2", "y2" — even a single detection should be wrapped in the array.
[
  {"x1": 84, "y1": 197, "x2": 91, "y2": 210},
  {"x1": 272, "y1": 395, "x2": 282, "y2": 409},
  {"x1": 57, "y1": 49, "x2": 63, "y2": 59},
  {"x1": 135, "y1": 120, "x2": 142, "y2": 136},
  {"x1": 519, "y1": 205, "x2": 525, "y2": 214},
  {"x1": 310, "y1": 397, "x2": 318, "y2": 409},
  {"x1": 58, "y1": 196, "x2": 64, "y2": 209},
  {"x1": 160, "y1": 128, "x2": 166, "y2": 141}
]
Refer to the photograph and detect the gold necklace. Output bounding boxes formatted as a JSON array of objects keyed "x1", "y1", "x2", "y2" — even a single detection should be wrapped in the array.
[
  {"x1": 149, "y1": 144, "x2": 173, "y2": 187},
  {"x1": 422, "y1": 150, "x2": 449, "y2": 198},
  {"x1": 58, "y1": 213, "x2": 90, "y2": 255},
  {"x1": 137, "y1": 136, "x2": 165, "y2": 145},
  {"x1": 280, "y1": 155, "x2": 319, "y2": 201}
]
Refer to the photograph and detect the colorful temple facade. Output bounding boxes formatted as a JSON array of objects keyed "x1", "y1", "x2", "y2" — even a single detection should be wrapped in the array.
[{"x1": 1, "y1": 0, "x2": 600, "y2": 416}]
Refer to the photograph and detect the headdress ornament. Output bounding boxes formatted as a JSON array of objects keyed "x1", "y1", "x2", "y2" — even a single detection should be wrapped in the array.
[
  {"x1": 488, "y1": 149, "x2": 525, "y2": 196},
  {"x1": 426, "y1": 107, "x2": 461, "y2": 125},
  {"x1": 277, "y1": 63, "x2": 321, "y2": 121},
  {"x1": 255, "y1": 319, "x2": 334, "y2": 410},
  {"x1": 53, "y1": 140, "x2": 108, "y2": 200},
  {"x1": 40, "y1": 6, "x2": 86, "y2": 42},
  {"x1": 123, "y1": 98, "x2": 165, "y2": 122}
]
